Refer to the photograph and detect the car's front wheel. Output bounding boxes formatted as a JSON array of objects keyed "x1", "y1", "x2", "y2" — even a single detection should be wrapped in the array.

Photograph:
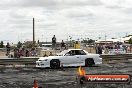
[
  {"x1": 85, "y1": 58, "x2": 95, "y2": 67},
  {"x1": 50, "y1": 59, "x2": 60, "y2": 69}
]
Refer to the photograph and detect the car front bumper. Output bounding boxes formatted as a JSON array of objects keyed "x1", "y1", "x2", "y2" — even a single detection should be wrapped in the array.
[{"x1": 36, "y1": 61, "x2": 50, "y2": 68}]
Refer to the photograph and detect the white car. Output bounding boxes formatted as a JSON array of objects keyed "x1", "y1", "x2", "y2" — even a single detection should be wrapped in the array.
[{"x1": 36, "y1": 49, "x2": 102, "y2": 68}]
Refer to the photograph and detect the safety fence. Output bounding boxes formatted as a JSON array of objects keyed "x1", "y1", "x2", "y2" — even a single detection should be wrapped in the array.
[
  {"x1": 101, "y1": 53, "x2": 132, "y2": 64},
  {"x1": 0, "y1": 57, "x2": 39, "y2": 68}
]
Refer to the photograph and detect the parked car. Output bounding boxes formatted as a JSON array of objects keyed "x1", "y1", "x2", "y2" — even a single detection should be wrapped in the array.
[{"x1": 36, "y1": 49, "x2": 102, "y2": 68}]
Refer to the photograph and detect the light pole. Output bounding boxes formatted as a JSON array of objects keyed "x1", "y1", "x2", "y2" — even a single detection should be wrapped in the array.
[{"x1": 33, "y1": 18, "x2": 35, "y2": 47}]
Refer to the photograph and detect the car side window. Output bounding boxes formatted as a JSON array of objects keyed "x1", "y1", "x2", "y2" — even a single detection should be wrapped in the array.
[
  {"x1": 74, "y1": 50, "x2": 80, "y2": 55},
  {"x1": 79, "y1": 50, "x2": 87, "y2": 55},
  {"x1": 66, "y1": 50, "x2": 86, "y2": 56},
  {"x1": 66, "y1": 50, "x2": 76, "y2": 55},
  {"x1": 66, "y1": 51, "x2": 74, "y2": 56},
  {"x1": 71, "y1": 50, "x2": 76, "y2": 55},
  {"x1": 71, "y1": 50, "x2": 82, "y2": 55}
]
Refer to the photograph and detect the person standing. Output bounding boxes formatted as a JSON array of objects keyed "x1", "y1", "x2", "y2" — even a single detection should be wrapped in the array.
[
  {"x1": 20, "y1": 48, "x2": 25, "y2": 57},
  {"x1": 6, "y1": 42, "x2": 11, "y2": 56},
  {"x1": 52, "y1": 35, "x2": 56, "y2": 50},
  {"x1": 26, "y1": 49, "x2": 29, "y2": 57},
  {"x1": 49, "y1": 52, "x2": 53, "y2": 56},
  {"x1": 61, "y1": 40, "x2": 66, "y2": 50},
  {"x1": 98, "y1": 44, "x2": 103, "y2": 54},
  {"x1": 96, "y1": 44, "x2": 103, "y2": 54},
  {"x1": 95, "y1": 44, "x2": 99, "y2": 54}
]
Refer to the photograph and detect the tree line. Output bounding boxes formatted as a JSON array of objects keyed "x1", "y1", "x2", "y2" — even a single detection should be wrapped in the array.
[{"x1": 0, "y1": 41, "x2": 4, "y2": 48}]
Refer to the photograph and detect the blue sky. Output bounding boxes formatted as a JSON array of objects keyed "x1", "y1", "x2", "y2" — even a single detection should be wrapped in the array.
[{"x1": 0, "y1": 0, "x2": 132, "y2": 43}]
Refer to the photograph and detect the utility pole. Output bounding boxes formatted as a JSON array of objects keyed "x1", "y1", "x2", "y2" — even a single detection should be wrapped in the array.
[{"x1": 33, "y1": 18, "x2": 35, "y2": 47}]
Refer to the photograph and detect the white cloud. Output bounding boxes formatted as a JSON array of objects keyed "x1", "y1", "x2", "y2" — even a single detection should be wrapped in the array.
[{"x1": 0, "y1": 0, "x2": 132, "y2": 43}]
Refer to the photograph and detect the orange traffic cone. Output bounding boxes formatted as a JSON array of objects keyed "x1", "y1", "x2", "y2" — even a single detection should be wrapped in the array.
[{"x1": 33, "y1": 80, "x2": 38, "y2": 88}]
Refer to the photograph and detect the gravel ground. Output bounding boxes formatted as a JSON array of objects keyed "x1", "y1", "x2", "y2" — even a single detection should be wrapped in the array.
[{"x1": 0, "y1": 62, "x2": 132, "y2": 88}]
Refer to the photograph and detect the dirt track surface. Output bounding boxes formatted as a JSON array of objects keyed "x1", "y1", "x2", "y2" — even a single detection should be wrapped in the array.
[{"x1": 0, "y1": 62, "x2": 132, "y2": 88}]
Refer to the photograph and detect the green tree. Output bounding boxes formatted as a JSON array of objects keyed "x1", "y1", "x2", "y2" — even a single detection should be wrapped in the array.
[
  {"x1": 17, "y1": 41, "x2": 22, "y2": 48},
  {"x1": 26, "y1": 43, "x2": 33, "y2": 48},
  {"x1": 81, "y1": 39, "x2": 95, "y2": 44},
  {"x1": 82, "y1": 40, "x2": 88, "y2": 43},
  {"x1": 88, "y1": 39, "x2": 95, "y2": 44},
  {"x1": 0, "y1": 41, "x2": 4, "y2": 48},
  {"x1": 129, "y1": 38, "x2": 132, "y2": 44}
]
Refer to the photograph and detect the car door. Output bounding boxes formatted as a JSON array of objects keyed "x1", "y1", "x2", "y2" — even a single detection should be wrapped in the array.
[
  {"x1": 79, "y1": 50, "x2": 88, "y2": 64},
  {"x1": 72, "y1": 50, "x2": 82, "y2": 65},
  {"x1": 61, "y1": 50, "x2": 81, "y2": 66}
]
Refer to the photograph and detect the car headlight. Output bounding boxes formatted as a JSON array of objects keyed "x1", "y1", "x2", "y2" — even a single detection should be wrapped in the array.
[{"x1": 43, "y1": 59, "x2": 48, "y2": 61}]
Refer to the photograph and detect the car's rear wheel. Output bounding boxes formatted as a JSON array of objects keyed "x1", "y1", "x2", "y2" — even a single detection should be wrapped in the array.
[
  {"x1": 85, "y1": 58, "x2": 95, "y2": 67},
  {"x1": 50, "y1": 59, "x2": 60, "y2": 69}
]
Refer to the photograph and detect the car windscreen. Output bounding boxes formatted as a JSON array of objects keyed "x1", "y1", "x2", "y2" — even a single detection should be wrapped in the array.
[{"x1": 57, "y1": 50, "x2": 69, "y2": 56}]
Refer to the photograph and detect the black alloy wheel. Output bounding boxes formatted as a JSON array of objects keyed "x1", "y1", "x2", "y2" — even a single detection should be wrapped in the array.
[
  {"x1": 50, "y1": 59, "x2": 60, "y2": 69},
  {"x1": 85, "y1": 58, "x2": 95, "y2": 67}
]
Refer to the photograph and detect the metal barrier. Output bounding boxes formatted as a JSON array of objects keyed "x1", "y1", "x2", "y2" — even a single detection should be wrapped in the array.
[
  {"x1": 101, "y1": 53, "x2": 132, "y2": 64},
  {"x1": 0, "y1": 57, "x2": 39, "y2": 67}
]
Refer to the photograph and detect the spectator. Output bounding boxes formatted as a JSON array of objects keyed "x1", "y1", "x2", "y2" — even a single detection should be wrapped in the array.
[
  {"x1": 6, "y1": 42, "x2": 10, "y2": 56},
  {"x1": 61, "y1": 40, "x2": 66, "y2": 50},
  {"x1": 26, "y1": 49, "x2": 29, "y2": 57},
  {"x1": 14, "y1": 48, "x2": 17, "y2": 58},
  {"x1": 49, "y1": 52, "x2": 53, "y2": 56},
  {"x1": 14, "y1": 48, "x2": 20, "y2": 58},
  {"x1": 20, "y1": 48, "x2": 25, "y2": 57},
  {"x1": 95, "y1": 44, "x2": 99, "y2": 54},
  {"x1": 52, "y1": 35, "x2": 56, "y2": 50},
  {"x1": 43, "y1": 51, "x2": 48, "y2": 57},
  {"x1": 96, "y1": 44, "x2": 103, "y2": 54},
  {"x1": 30, "y1": 48, "x2": 37, "y2": 56}
]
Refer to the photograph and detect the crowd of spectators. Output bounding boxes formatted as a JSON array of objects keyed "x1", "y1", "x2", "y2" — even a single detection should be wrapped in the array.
[
  {"x1": 5, "y1": 42, "x2": 37, "y2": 58},
  {"x1": 95, "y1": 43, "x2": 132, "y2": 54},
  {"x1": 4, "y1": 35, "x2": 132, "y2": 57},
  {"x1": 13, "y1": 47, "x2": 37, "y2": 58}
]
